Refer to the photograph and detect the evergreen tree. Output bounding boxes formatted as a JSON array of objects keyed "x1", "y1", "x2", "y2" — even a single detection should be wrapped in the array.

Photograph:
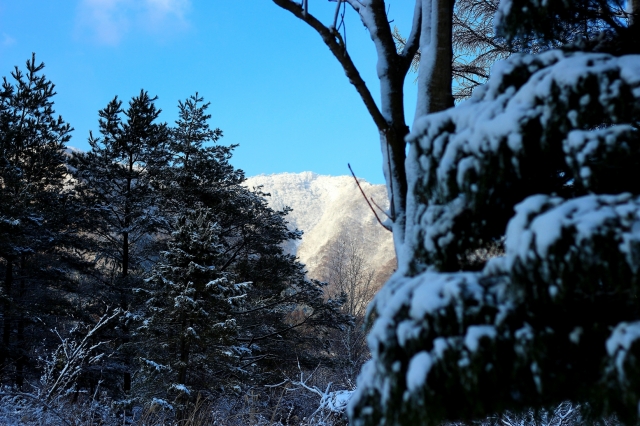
[
  {"x1": 0, "y1": 54, "x2": 78, "y2": 387},
  {"x1": 163, "y1": 92, "x2": 242, "y2": 214},
  {"x1": 71, "y1": 90, "x2": 170, "y2": 283},
  {"x1": 70, "y1": 90, "x2": 170, "y2": 393},
  {"x1": 160, "y1": 94, "x2": 350, "y2": 384},
  {"x1": 134, "y1": 208, "x2": 248, "y2": 416}
]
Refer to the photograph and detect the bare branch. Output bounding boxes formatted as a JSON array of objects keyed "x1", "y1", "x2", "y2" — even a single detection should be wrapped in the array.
[
  {"x1": 348, "y1": 163, "x2": 391, "y2": 231},
  {"x1": 399, "y1": 0, "x2": 423, "y2": 73},
  {"x1": 332, "y1": 0, "x2": 343, "y2": 29},
  {"x1": 272, "y1": 0, "x2": 387, "y2": 132},
  {"x1": 370, "y1": 196, "x2": 392, "y2": 220}
]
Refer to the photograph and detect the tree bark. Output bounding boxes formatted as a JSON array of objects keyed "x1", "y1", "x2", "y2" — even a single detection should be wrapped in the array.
[
  {"x1": 271, "y1": 0, "x2": 456, "y2": 266},
  {"x1": 122, "y1": 165, "x2": 132, "y2": 393},
  {"x1": 1, "y1": 258, "x2": 12, "y2": 370},
  {"x1": 15, "y1": 254, "x2": 26, "y2": 389},
  {"x1": 415, "y1": 0, "x2": 454, "y2": 119}
]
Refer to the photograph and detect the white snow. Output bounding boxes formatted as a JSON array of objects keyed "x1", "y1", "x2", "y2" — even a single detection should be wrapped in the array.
[
  {"x1": 169, "y1": 383, "x2": 191, "y2": 395},
  {"x1": 564, "y1": 125, "x2": 636, "y2": 187},
  {"x1": 606, "y1": 321, "x2": 640, "y2": 383},
  {"x1": 142, "y1": 358, "x2": 169, "y2": 372},
  {"x1": 606, "y1": 321, "x2": 640, "y2": 356},
  {"x1": 150, "y1": 398, "x2": 174, "y2": 411},
  {"x1": 324, "y1": 389, "x2": 354, "y2": 413},
  {"x1": 569, "y1": 327, "x2": 583, "y2": 344},
  {"x1": 406, "y1": 351, "x2": 432, "y2": 392},
  {"x1": 244, "y1": 172, "x2": 395, "y2": 279},
  {"x1": 504, "y1": 194, "x2": 640, "y2": 277},
  {"x1": 407, "y1": 51, "x2": 640, "y2": 211},
  {"x1": 464, "y1": 325, "x2": 497, "y2": 353},
  {"x1": 408, "y1": 272, "x2": 483, "y2": 319}
]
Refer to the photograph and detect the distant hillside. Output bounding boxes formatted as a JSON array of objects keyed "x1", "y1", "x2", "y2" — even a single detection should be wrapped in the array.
[{"x1": 245, "y1": 172, "x2": 396, "y2": 284}]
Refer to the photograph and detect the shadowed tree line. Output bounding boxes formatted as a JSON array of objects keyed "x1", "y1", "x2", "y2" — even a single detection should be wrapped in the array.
[{"x1": 0, "y1": 53, "x2": 353, "y2": 422}]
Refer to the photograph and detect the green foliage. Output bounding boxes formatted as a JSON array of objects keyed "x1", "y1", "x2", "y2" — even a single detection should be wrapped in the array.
[
  {"x1": 135, "y1": 208, "x2": 248, "y2": 413},
  {"x1": 496, "y1": 0, "x2": 639, "y2": 54},
  {"x1": 0, "y1": 54, "x2": 84, "y2": 388},
  {"x1": 0, "y1": 57, "x2": 351, "y2": 413},
  {"x1": 0, "y1": 53, "x2": 72, "y2": 259}
]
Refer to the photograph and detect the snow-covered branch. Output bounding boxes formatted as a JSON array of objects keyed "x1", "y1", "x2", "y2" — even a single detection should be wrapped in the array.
[{"x1": 42, "y1": 308, "x2": 121, "y2": 401}]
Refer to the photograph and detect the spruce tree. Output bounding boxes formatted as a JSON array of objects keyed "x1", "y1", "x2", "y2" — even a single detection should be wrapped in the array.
[
  {"x1": 134, "y1": 208, "x2": 248, "y2": 416},
  {"x1": 163, "y1": 92, "x2": 242, "y2": 214},
  {"x1": 159, "y1": 94, "x2": 350, "y2": 385},
  {"x1": 71, "y1": 90, "x2": 170, "y2": 282}
]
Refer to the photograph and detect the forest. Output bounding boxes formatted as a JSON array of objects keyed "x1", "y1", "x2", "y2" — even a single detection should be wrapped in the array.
[
  {"x1": 0, "y1": 57, "x2": 367, "y2": 424},
  {"x1": 2, "y1": 0, "x2": 640, "y2": 425}
]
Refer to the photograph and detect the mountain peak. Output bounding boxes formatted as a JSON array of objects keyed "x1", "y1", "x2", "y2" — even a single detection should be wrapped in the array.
[{"x1": 245, "y1": 172, "x2": 395, "y2": 283}]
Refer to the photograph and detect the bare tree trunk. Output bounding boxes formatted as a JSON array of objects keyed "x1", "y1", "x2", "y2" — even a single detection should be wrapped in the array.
[
  {"x1": 1, "y1": 258, "x2": 12, "y2": 370},
  {"x1": 176, "y1": 315, "x2": 190, "y2": 421},
  {"x1": 178, "y1": 317, "x2": 190, "y2": 386},
  {"x1": 122, "y1": 171, "x2": 132, "y2": 394},
  {"x1": 271, "y1": 0, "x2": 429, "y2": 260},
  {"x1": 15, "y1": 254, "x2": 26, "y2": 389},
  {"x1": 415, "y1": 0, "x2": 454, "y2": 119}
]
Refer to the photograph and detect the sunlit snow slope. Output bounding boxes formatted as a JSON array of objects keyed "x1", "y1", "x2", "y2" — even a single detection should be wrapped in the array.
[{"x1": 244, "y1": 172, "x2": 396, "y2": 281}]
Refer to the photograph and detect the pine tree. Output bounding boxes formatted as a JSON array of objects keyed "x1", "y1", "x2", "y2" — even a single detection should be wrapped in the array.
[
  {"x1": 134, "y1": 208, "x2": 248, "y2": 416},
  {"x1": 71, "y1": 90, "x2": 170, "y2": 283},
  {"x1": 349, "y1": 2, "x2": 640, "y2": 426},
  {"x1": 0, "y1": 54, "x2": 77, "y2": 387},
  {"x1": 163, "y1": 92, "x2": 242, "y2": 214},
  {"x1": 69, "y1": 90, "x2": 170, "y2": 393}
]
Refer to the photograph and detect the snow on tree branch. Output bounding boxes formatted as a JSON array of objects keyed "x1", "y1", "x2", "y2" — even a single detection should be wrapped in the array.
[{"x1": 349, "y1": 48, "x2": 640, "y2": 425}]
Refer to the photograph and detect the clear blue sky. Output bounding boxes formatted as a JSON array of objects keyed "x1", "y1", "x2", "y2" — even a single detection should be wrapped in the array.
[{"x1": 0, "y1": 0, "x2": 418, "y2": 184}]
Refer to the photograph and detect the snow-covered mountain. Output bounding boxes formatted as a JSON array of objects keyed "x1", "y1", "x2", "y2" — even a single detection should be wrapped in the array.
[{"x1": 245, "y1": 172, "x2": 396, "y2": 282}]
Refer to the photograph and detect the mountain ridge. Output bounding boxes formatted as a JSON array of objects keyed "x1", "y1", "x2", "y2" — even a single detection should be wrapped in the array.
[{"x1": 245, "y1": 172, "x2": 396, "y2": 283}]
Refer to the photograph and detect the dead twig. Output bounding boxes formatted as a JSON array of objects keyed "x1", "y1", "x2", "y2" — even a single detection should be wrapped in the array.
[
  {"x1": 370, "y1": 196, "x2": 392, "y2": 220},
  {"x1": 348, "y1": 163, "x2": 391, "y2": 232}
]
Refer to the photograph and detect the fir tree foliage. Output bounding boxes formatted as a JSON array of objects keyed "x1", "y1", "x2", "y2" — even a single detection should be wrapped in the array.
[
  {"x1": 349, "y1": 3, "x2": 640, "y2": 426},
  {"x1": 0, "y1": 53, "x2": 72, "y2": 262},
  {"x1": 69, "y1": 90, "x2": 171, "y2": 394},
  {"x1": 135, "y1": 208, "x2": 249, "y2": 413},
  {"x1": 164, "y1": 92, "x2": 243, "y2": 212},
  {"x1": 496, "y1": 0, "x2": 639, "y2": 54},
  {"x1": 129, "y1": 93, "x2": 350, "y2": 407},
  {"x1": 0, "y1": 51, "x2": 352, "y2": 411}
]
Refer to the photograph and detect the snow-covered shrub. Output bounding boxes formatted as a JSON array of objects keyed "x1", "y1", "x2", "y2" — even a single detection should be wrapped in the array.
[
  {"x1": 349, "y1": 5, "x2": 640, "y2": 426},
  {"x1": 274, "y1": 364, "x2": 354, "y2": 426}
]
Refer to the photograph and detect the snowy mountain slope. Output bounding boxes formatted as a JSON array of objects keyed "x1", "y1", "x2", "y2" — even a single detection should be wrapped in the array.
[{"x1": 245, "y1": 172, "x2": 396, "y2": 282}]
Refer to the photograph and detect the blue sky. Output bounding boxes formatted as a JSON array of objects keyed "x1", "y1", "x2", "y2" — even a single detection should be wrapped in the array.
[{"x1": 0, "y1": 0, "x2": 418, "y2": 184}]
